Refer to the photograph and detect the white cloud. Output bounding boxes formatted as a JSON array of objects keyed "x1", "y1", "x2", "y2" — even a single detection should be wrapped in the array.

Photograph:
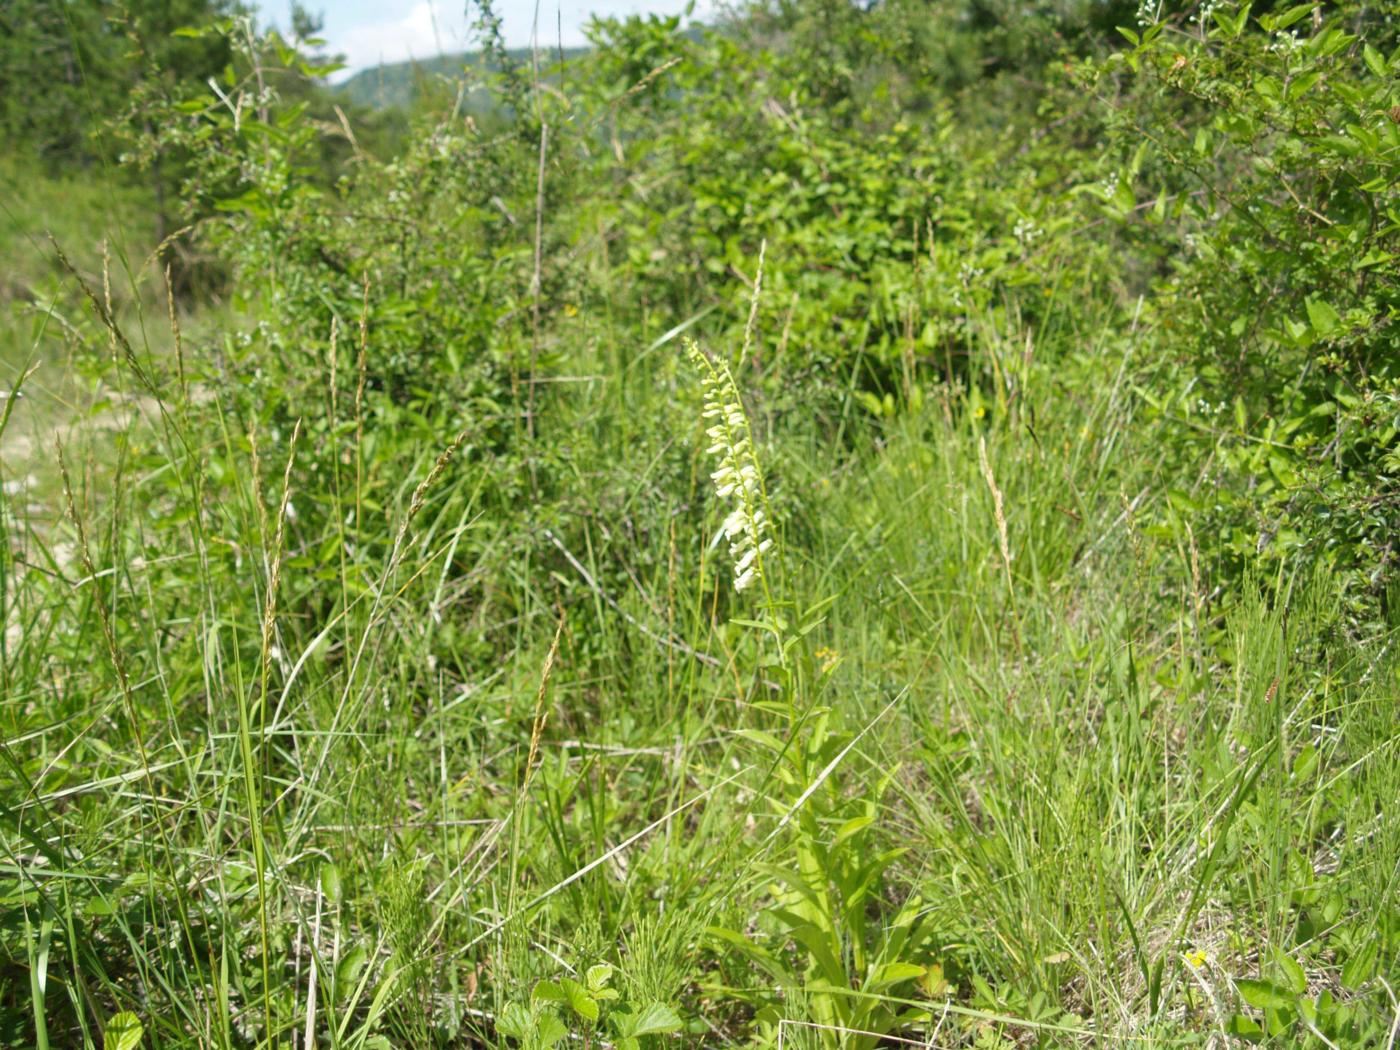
[
  {"x1": 308, "y1": 0, "x2": 716, "y2": 82},
  {"x1": 331, "y1": 3, "x2": 472, "y2": 80}
]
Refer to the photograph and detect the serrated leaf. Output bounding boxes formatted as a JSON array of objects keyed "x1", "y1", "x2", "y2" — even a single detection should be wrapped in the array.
[
  {"x1": 534, "y1": 979, "x2": 567, "y2": 1003},
  {"x1": 585, "y1": 964, "x2": 613, "y2": 993},
  {"x1": 538, "y1": 1011, "x2": 568, "y2": 1047},
  {"x1": 622, "y1": 1002, "x2": 683, "y2": 1037},
  {"x1": 561, "y1": 978, "x2": 599, "y2": 1022},
  {"x1": 495, "y1": 1002, "x2": 533, "y2": 1040},
  {"x1": 104, "y1": 1012, "x2": 143, "y2": 1050}
]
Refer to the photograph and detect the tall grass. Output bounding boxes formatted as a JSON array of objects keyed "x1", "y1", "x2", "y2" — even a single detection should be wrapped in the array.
[{"x1": 2, "y1": 175, "x2": 1398, "y2": 1050}]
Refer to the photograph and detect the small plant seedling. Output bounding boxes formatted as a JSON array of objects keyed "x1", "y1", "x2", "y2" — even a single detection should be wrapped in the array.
[{"x1": 499, "y1": 963, "x2": 682, "y2": 1050}]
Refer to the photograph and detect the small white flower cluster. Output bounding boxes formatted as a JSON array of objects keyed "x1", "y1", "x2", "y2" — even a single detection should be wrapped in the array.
[
  {"x1": 1013, "y1": 217, "x2": 1044, "y2": 246},
  {"x1": 1197, "y1": 0, "x2": 1224, "y2": 26},
  {"x1": 688, "y1": 340, "x2": 773, "y2": 594},
  {"x1": 1270, "y1": 29, "x2": 1303, "y2": 55},
  {"x1": 1135, "y1": 0, "x2": 1162, "y2": 27}
]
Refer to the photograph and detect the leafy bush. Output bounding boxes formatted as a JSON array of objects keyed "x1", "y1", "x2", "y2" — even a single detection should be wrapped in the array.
[{"x1": 1094, "y1": 2, "x2": 1400, "y2": 626}]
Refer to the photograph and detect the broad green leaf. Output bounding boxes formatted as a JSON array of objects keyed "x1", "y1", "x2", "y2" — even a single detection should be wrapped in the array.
[
  {"x1": 585, "y1": 963, "x2": 614, "y2": 993},
  {"x1": 336, "y1": 945, "x2": 368, "y2": 990},
  {"x1": 1265, "y1": 1004, "x2": 1294, "y2": 1037},
  {"x1": 533, "y1": 980, "x2": 567, "y2": 1003},
  {"x1": 1273, "y1": 3, "x2": 1316, "y2": 29},
  {"x1": 319, "y1": 862, "x2": 342, "y2": 903},
  {"x1": 1275, "y1": 952, "x2": 1307, "y2": 997},
  {"x1": 1305, "y1": 299, "x2": 1340, "y2": 337},
  {"x1": 1286, "y1": 71, "x2": 1322, "y2": 102},
  {"x1": 495, "y1": 1002, "x2": 532, "y2": 1040},
  {"x1": 1363, "y1": 44, "x2": 1388, "y2": 78},
  {"x1": 537, "y1": 1012, "x2": 568, "y2": 1047},
  {"x1": 1226, "y1": 1013, "x2": 1263, "y2": 1037},
  {"x1": 1291, "y1": 743, "x2": 1318, "y2": 781},
  {"x1": 1237, "y1": 978, "x2": 1294, "y2": 1010},
  {"x1": 103, "y1": 1013, "x2": 143, "y2": 1050},
  {"x1": 620, "y1": 1002, "x2": 683, "y2": 1037},
  {"x1": 561, "y1": 978, "x2": 599, "y2": 1023}
]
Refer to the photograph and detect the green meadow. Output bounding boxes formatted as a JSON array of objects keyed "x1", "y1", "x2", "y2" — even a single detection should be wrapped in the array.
[{"x1": 2, "y1": 2, "x2": 1398, "y2": 1047}]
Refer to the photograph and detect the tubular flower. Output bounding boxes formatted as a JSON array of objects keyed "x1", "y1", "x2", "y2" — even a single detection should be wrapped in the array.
[{"x1": 687, "y1": 339, "x2": 774, "y2": 594}]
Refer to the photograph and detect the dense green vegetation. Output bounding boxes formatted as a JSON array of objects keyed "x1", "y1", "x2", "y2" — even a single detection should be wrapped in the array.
[{"x1": 2, "y1": 1, "x2": 1398, "y2": 1048}]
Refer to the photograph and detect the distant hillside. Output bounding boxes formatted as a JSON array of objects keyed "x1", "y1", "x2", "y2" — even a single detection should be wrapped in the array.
[{"x1": 336, "y1": 45, "x2": 592, "y2": 110}]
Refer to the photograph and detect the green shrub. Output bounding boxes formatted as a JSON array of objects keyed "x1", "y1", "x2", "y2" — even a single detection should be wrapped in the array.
[{"x1": 1093, "y1": 2, "x2": 1400, "y2": 626}]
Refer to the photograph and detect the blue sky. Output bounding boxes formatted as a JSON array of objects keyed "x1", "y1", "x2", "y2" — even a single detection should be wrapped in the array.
[{"x1": 256, "y1": 1, "x2": 712, "y2": 80}]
